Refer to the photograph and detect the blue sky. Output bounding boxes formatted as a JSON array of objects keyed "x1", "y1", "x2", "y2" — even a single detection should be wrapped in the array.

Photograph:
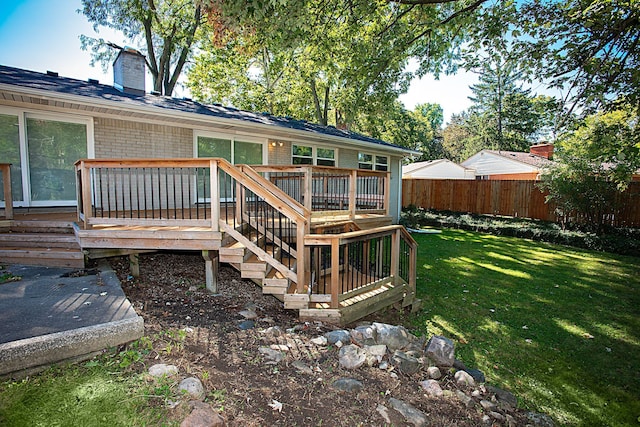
[{"x1": 0, "y1": 0, "x2": 477, "y2": 123}]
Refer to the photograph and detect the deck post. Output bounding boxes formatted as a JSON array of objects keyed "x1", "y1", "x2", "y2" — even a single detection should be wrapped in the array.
[
  {"x1": 303, "y1": 167, "x2": 312, "y2": 212},
  {"x1": 349, "y1": 170, "x2": 357, "y2": 219},
  {"x1": 80, "y1": 161, "x2": 93, "y2": 229},
  {"x1": 210, "y1": 160, "x2": 219, "y2": 232},
  {"x1": 384, "y1": 172, "x2": 391, "y2": 215},
  {"x1": 1, "y1": 163, "x2": 13, "y2": 220},
  {"x1": 330, "y1": 237, "x2": 340, "y2": 309},
  {"x1": 391, "y1": 228, "x2": 400, "y2": 280},
  {"x1": 202, "y1": 250, "x2": 219, "y2": 293},
  {"x1": 129, "y1": 253, "x2": 140, "y2": 277}
]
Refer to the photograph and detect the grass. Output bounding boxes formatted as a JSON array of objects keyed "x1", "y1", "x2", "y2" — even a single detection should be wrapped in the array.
[
  {"x1": 409, "y1": 229, "x2": 640, "y2": 426},
  {"x1": 0, "y1": 344, "x2": 174, "y2": 427}
]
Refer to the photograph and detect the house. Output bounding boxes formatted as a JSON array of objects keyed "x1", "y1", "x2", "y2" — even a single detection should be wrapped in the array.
[
  {"x1": 0, "y1": 49, "x2": 419, "y2": 324},
  {"x1": 402, "y1": 159, "x2": 475, "y2": 179},
  {"x1": 461, "y1": 144, "x2": 555, "y2": 180}
]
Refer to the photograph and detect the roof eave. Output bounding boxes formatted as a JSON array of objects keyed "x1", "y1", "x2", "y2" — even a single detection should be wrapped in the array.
[{"x1": 0, "y1": 83, "x2": 418, "y2": 157}]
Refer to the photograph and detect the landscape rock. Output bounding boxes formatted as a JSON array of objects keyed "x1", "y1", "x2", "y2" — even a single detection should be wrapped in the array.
[
  {"x1": 389, "y1": 397, "x2": 428, "y2": 427},
  {"x1": 324, "y1": 330, "x2": 351, "y2": 345},
  {"x1": 526, "y1": 412, "x2": 556, "y2": 427},
  {"x1": 372, "y1": 322, "x2": 413, "y2": 350},
  {"x1": 425, "y1": 335, "x2": 455, "y2": 367},
  {"x1": 391, "y1": 350, "x2": 421, "y2": 374},
  {"x1": 263, "y1": 326, "x2": 283, "y2": 337},
  {"x1": 427, "y1": 366, "x2": 442, "y2": 379},
  {"x1": 419, "y1": 379, "x2": 443, "y2": 397},
  {"x1": 465, "y1": 368, "x2": 486, "y2": 384},
  {"x1": 480, "y1": 399, "x2": 498, "y2": 412},
  {"x1": 238, "y1": 309, "x2": 257, "y2": 320},
  {"x1": 456, "y1": 390, "x2": 475, "y2": 408},
  {"x1": 490, "y1": 411, "x2": 505, "y2": 422},
  {"x1": 332, "y1": 378, "x2": 364, "y2": 392},
  {"x1": 454, "y1": 370, "x2": 476, "y2": 387},
  {"x1": 350, "y1": 325, "x2": 377, "y2": 346},
  {"x1": 181, "y1": 401, "x2": 225, "y2": 427},
  {"x1": 364, "y1": 344, "x2": 387, "y2": 366},
  {"x1": 482, "y1": 415, "x2": 492, "y2": 425},
  {"x1": 376, "y1": 404, "x2": 391, "y2": 424},
  {"x1": 486, "y1": 385, "x2": 518, "y2": 408},
  {"x1": 238, "y1": 320, "x2": 255, "y2": 330},
  {"x1": 310, "y1": 336, "x2": 328, "y2": 346},
  {"x1": 339, "y1": 344, "x2": 367, "y2": 369},
  {"x1": 292, "y1": 360, "x2": 313, "y2": 375},
  {"x1": 179, "y1": 377, "x2": 206, "y2": 400},
  {"x1": 149, "y1": 363, "x2": 178, "y2": 377},
  {"x1": 258, "y1": 347, "x2": 285, "y2": 363}
]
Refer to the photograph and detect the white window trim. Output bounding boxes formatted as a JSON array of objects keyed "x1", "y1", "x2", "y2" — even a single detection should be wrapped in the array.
[
  {"x1": 358, "y1": 152, "x2": 389, "y2": 171},
  {"x1": 193, "y1": 130, "x2": 267, "y2": 164},
  {"x1": 291, "y1": 144, "x2": 338, "y2": 166},
  {"x1": 0, "y1": 107, "x2": 94, "y2": 207}
]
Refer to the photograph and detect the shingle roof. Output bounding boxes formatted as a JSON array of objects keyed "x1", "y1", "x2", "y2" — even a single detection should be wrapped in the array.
[
  {"x1": 0, "y1": 64, "x2": 412, "y2": 153},
  {"x1": 485, "y1": 150, "x2": 555, "y2": 168}
]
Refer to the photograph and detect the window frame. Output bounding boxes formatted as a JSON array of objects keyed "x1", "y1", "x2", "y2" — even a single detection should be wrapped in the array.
[
  {"x1": 358, "y1": 152, "x2": 389, "y2": 171},
  {"x1": 292, "y1": 144, "x2": 337, "y2": 167},
  {"x1": 194, "y1": 131, "x2": 267, "y2": 165}
]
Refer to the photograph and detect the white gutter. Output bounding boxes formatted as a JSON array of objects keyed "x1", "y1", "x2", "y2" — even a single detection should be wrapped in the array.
[{"x1": 0, "y1": 83, "x2": 420, "y2": 157}]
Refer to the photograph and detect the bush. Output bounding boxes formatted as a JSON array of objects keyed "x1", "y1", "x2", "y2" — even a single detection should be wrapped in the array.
[{"x1": 401, "y1": 208, "x2": 640, "y2": 257}]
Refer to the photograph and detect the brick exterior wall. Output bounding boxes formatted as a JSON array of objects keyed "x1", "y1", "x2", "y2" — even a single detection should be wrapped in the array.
[{"x1": 94, "y1": 118, "x2": 193, "y2": 159}]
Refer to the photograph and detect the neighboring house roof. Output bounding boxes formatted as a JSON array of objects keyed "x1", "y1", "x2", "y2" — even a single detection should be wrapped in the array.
[
  {"x1": 461, "y1": 149, "x2": 554, "y2": 175},
  {"x1": 0, "y1": 64, "x2": 418, "y2": 156},
  {"x1": 402, "y1": 159, "x2": 475, "y2": 179}
]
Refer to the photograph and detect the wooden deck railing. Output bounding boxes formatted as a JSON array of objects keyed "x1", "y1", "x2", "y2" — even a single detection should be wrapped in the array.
[
  {"x1": 250, "y1": 165, "x2": 390, "y2": 218},
  {"x1": 304, "y1": 225, "x2": 417, "y2": 309},
  {"x1": 75, "y1": 158, "x2": 310, "y2": 288},
  {"x1": 0, "y1": 163, "x2": 13, "y2": 220}
]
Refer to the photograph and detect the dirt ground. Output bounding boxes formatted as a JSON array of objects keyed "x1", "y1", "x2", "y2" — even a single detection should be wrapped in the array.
[{"x1": 110, "y1": 251, "x2": 528, "y2": 426}]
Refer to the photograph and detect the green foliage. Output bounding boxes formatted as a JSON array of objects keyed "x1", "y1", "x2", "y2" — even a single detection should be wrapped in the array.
[
  {"x1": 79, "y1": 0, "x2": 206, "y2": 95},
  {"x1": 401, "y1": 208, "x2": 640, "y2": 257},
  {"x1": 538, "y1": 108, "x2": 640, "y2": 231},
  {"x1": 409, "y1": 229, "x2": 640, "y2": 426}
]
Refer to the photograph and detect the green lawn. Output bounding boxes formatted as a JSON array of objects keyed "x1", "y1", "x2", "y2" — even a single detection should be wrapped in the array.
[{"x1": 409, "y1": 229, "x2": 640, "y2": 426}]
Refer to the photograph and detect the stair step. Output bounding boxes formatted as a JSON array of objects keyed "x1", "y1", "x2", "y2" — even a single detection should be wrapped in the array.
[
  {"x1": 0, "y1": 233, "x2": 79, "y2": 249},
  {"x1": 8, "y1": 220, "x2": 75, "y2": 234},
  {"x1": 219, "y1": 241, "x2": 246, "y2": 257},
  {"x1": 0, "y1": 248, "x2": 85, "y2": 268}
]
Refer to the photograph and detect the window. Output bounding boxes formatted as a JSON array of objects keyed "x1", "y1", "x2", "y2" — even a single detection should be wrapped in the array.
[
  {"x1": 292, "y1": 145, "x2": 336, "y2": 166},
  {"x1": 0, "y1": 114, "x2": 23, "y2": 202},
  {"x1": 292, "y1": 145, "x2": 313, "y2": 165},
  {"x1": 358, "y1": 152, "x2": 388, "y2": 171},
  {"x1": 196, "y1": 135, "x2": 263, "y2": 165}
]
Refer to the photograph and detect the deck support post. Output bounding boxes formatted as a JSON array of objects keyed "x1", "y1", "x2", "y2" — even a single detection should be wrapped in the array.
[
  {"x1": 129, "y1": 253, "x2": 140, "y2": 277},
  {"x1": 202, "y1": 250, "x2": 219, "y2": 293}
]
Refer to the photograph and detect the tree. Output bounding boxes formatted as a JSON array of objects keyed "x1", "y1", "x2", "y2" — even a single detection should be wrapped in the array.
[
  {"x1": 190, "y1": 0, "x2": 484, "y2": 129},
  {"x1": 515, "y1": 0, "x2": 640, "y2": 115},
  {"x1": 538, "y1": 107, "x2": 640, "y2": 231},
  {"x1": 79, "y1": 0, "x2": 206, "y2": 96}
]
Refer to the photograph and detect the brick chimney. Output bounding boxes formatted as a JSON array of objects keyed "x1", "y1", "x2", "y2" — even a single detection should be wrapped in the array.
[
  {"x1": 530, "y1": 143, "x2": 554, "y2": 160},
  {"x1": 113, "y1": 47, "x2": 146, "y2": 95}
]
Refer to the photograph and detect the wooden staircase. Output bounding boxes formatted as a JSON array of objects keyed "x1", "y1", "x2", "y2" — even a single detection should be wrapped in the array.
[{"x1": 0, "y1": 220, "x2": 85, "y2": 268}]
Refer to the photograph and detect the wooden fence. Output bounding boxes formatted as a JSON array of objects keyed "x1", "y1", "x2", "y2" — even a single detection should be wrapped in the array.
[{"x1": 402, "y1": 179, "x2": 640, "y2": 227}]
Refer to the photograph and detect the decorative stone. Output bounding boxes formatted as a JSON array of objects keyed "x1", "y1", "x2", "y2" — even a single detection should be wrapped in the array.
[
  {"x1": 264, "y1": 326, "x2": 283, "y2": 337},
  {"x1": 425, "y1": 336, "x2": 455, "y2": 367},
  {"x1": 238, "y1": 309, "x2": 257, "y2": 320},
  {"x1": 179, "y1": 377, "x2": 205, "y2": 400},
  {"x1": 339, "y1": 344, "x2": 367, "y2": 369},
  {"x1": 454, "y1": 370, "x2": 476, "y2": 387},
  {"x1": 456, "y1": 390, "x2": 474, "y2": 408},
  {"x1": 181, "y1": 401, "x2": 225, "y2": 427},
  {"x1": 376, "y1": 404, "x2": 391, "y2": 424},
  {"x1": 238, "y1": 320, "x2": 255, "y2": 330},
  {"x1": 325, "y1": 330, "x2": 351, "y2": 345},
  {"x1": 292, "y1": 360, "x2": 313, "y2": 375},
  {"x1": 379, "y1": 361, "x2": 389, "y2": 370},
  {"x1": 364, "y1": 344, "x2": 387, "y2": 366},
  {"x1": 389, "y1": 397, "x2": 427, "y2": 427},
  {"x1": 482, "y1": 415, "x2": 492, "y2": 425},
  {"x1": 149, "y1": 363, "x2": 178, "y2": 377},
  {"x1": 427, "y1": 366, "x2": 442, "y2": 379},
  {"x1": 465, "y1": 368, "x2": 486, "y2": 384},
  {"x1": 310, "y1": 336, "x2": 328, "y2": 346},
  {"x1": 350, "y1": 325, "x2": 377, "y2": 346},
  {"x1": 391, "y1": 350, "x2": 420, "y2": 374},
  {"x1": 332, "y1": 378, "x2": 364, "y2": 392},
  {"x1": 486, "y1": 385, "x2": 518, "y2": 408},
  {"x1": 480, "y1": 400, "x2": 497, "y2": 412},
  {"x1": 419, "y1": 379, "x2": 443, "y2": 397},
  {"x1": 372, "y1": 322, "x2": 413, "y2": 350},
  {"x1": 506, "y1": 414, "x2": 517, "y2": 427},
  {"x1": 526, "y1": 412, "x2": 556, "y2": 427},
  {"x1": 258, "y1": 347, "x2": 285, "y2": 363},
  {"x1": 490, "y1": 411, "x2": 505, "y2": 422}
]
